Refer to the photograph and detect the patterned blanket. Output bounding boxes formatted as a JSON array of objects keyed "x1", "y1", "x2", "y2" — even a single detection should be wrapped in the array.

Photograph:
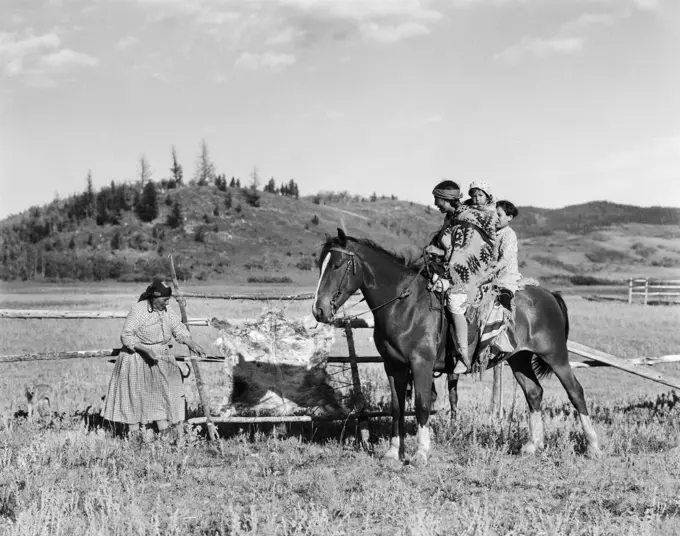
[{"x1": 434, "y1": 204, "x2": 498, "y2": 327}]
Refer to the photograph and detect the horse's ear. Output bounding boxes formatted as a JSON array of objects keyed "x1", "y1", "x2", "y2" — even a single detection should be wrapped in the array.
[
  {"x1": 337, "y1": 228, "x2": 347, "y2": 245},
  {"x1": 325, "y1": 233, "x2": 332, "y2": 242}
]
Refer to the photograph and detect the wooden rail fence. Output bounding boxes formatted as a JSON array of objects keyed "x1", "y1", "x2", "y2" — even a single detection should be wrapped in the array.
[
  {"x1": 628, "y1": 278, "x2": 680, "y2": 305},
  {"x1": 3, "y1": 287, "x2": 680, "y2": 426}
]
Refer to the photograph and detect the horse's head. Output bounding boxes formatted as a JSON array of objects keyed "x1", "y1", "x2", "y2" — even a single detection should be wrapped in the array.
[{"x1": 313, "y1": 228, "x2": 363, "y2": 323}]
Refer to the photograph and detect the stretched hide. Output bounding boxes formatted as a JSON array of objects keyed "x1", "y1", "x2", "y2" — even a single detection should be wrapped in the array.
[{"x1": 211, "y1": 311, "x2": 340, "y2": 416}]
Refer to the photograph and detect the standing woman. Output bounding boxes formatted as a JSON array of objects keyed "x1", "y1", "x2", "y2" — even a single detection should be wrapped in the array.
[{"x1": 102, "y1": 279, "x2": 207, "y2": 441}]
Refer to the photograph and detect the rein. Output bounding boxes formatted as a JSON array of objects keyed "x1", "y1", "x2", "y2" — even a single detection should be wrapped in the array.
[{"x1": 326, "y1": 246, "x2": 425, "y2": 321}]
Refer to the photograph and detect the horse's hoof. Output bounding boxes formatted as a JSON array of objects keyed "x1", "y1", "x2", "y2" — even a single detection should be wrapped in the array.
[
  {"x1": 585, "y1": 445, "x2": 602, "y2": 459},
  {"x1": 410, "y1": 451, "x2": 429, "y2": 468},
  {"x1": 520, "y1": 442, "x2": 538, "y2": 456},
  {"x1": 380, "y1": 453, "x2": 403, "y2": 469}
]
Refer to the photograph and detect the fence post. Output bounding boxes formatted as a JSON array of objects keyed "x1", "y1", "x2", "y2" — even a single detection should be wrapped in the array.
[
  {"x1": 344, "y1": 321, "x2": 369, "y2": 445},
  {"x1": 644, "y1": 278, "x2": 649, "y2": 306},
  {"x1": 628, "y1": 278, "x2": 633, "y2": 304},
  {"x1": 491, "y1": 365, "x2": 503, "y2": 419}
]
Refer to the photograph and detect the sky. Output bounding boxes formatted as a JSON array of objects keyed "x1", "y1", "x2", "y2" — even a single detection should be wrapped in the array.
[{"x1": 0, "y1": 0, "x2": 679, "y2": 219}]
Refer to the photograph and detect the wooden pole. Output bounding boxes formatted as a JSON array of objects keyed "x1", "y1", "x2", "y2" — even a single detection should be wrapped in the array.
[
  {"x1": 644, "y1": 278, "x2": 649, "y2": 306},
  {"x1": 0, "y1": 310, "x2": 209, "y2": 325},
  {"x1": 168, "y1": 255, "x2": 218, "y2": 441},
  {"x1": 344, "y1": 322, "x2": 366, "y2": 412},
  {"x1": 567, "y1": 341, "x2": 680, "y2": 390},
  {"x1": 187, "y1": 409, "x2": 430, "y2": 425},
  {"x1": 628, "y1": 278, "x2": 633, "y2": 305},
  {"x1": 344, "y1": 321, "x2": 370, "y2": 445},
  {"x1": 491, "y1": 365, "x2": 503, "y2": 419},
  {"x1": 179, "y1": 291, "x2": 315, "y2": 301}
]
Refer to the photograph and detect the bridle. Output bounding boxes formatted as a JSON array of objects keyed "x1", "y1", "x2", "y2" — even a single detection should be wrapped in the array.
[
  {"x1": 326, "y1": 246, "x2": 357, "y2": 317},
  {"x1": 323, "y1": 244, "x2": 425, "y2": 321}
]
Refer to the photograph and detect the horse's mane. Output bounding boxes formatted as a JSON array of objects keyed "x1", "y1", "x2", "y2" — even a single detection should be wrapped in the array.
[{"x1": 319, "y1": 235, "x2": 423, "y2": 271}]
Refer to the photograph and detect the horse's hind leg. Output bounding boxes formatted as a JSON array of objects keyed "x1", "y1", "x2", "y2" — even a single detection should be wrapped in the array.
[
  {"x1": 548, "y1": 356, "x2": 601, "y2": 457},
  {"x1": 508, "y1": 351, "x2": 545, "y2": 455}
]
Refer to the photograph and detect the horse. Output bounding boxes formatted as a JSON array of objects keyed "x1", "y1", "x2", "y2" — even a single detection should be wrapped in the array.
[{"x1": 312, "y1": 229, "x2": 600, "y2": 465}]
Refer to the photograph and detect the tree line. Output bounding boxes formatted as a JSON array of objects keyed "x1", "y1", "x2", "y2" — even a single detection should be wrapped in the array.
[{"x1": 0, "y1": 140, "x2": 304, "y2": 280}]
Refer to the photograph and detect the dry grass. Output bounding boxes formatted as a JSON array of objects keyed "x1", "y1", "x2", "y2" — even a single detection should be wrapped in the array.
[{"x1": 1, "y1": 284, "x2": 680, "y2": 534}]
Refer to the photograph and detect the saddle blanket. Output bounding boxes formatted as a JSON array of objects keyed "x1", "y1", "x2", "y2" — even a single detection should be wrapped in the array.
[{"x1": 472, "y1": 303, "x2": 514, "y2": 371}]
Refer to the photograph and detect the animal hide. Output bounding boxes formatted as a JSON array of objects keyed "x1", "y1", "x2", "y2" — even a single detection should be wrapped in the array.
[{"x1": 211, "y1": 311, "x2": 341, "y2": 416}]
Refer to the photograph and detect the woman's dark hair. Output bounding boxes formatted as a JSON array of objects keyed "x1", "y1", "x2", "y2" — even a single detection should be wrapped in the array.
[
  {"x1": 496, "y1": 200, "x2": 518, "y2": 218},
  {"x1": 138, "y1": 277, "x2": 172, "y2": 302},
  {"x1": 434, "y1": 180, "x2": 460, "y2": 191}
]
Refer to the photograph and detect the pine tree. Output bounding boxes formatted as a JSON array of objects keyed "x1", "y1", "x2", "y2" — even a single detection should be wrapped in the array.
[
  {"x1": 250, "y1": 166, "x2": 260, "y2": 190},
  {"x1": 265, "y1": 177, "x2": 276, "y2": 194},
  {"x1": 170, "y1": 146, "x2": 183, "y2": 186},
  {"x1": 139, "y1": 155, "x2": 152, "y2": 189},
  {"x1": 194, "y1": 139, "x2": 215, "y2": 186},
  {"x1": 135, "y1": 181, "x2": 159, "y2": 222},
  {"x1": 167, "y1": 199, "x2": 183, "y2": 228},
  {"x1": 85, "y1": 170, "x2": 95, "y2": 219}
]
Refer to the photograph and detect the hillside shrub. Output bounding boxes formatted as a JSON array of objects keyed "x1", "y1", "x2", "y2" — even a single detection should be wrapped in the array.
[
  {"x1": 296, "y1": 257, "x2": 314, "y2": 271},
  {"x1": 194, "y1": 226, "x2": 207, "y2": 243},
  {"x1": 311, "y1": 214, "x2": 320, "y2": 225},
  {"x1": 569, "y1": 274, "x2": 621, "y2": 286},
  {"x1": 585, "y1": 248, "x2": 631, "y2": 264},
  {"x1": 247, "y1": 275, "x2": 293, "y2": 284},
  {"x1": 167, "y1": 200, "x2": 183, "y2": 229},
  {"x1": 243, "y1": 187, "x2": 261, "y2": 208}
]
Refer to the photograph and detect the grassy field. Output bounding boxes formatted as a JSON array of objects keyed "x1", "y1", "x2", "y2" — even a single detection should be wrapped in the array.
[{"x1": 1, "y1": 282, "x2": 680, "y2": 535}]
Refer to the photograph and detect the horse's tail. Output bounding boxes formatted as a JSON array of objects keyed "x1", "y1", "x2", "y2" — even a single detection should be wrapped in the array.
[
  {"x1": 531, "y1": 355, "x2": 553, "y2": 380},
  {"x1": 551, "y1": 291, "x2": 570, "y2": 340}
]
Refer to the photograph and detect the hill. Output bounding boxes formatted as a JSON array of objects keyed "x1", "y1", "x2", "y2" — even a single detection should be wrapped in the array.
[{"x1": 1, "y1": 183, "x2": 679, "y2": 285}]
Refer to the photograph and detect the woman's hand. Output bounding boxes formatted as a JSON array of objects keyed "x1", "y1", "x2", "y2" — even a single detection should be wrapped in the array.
[
  {"x1": 424, "y1": 244, "x2": 444, "y2": 256},
  {"x1": 188, "y1": 340, "x2": 207, "y2": 358},
  {"x1": 136, "y1": 345, "x2": 158, "y2": 367}
]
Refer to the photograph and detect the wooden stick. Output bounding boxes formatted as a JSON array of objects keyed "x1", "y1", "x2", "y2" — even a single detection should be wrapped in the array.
[
  {"x1": 0, "y1": 349, "x2": 122, "y2": 363},
  {"x1": 344, "y1": 322, "x2": 366, "y2": 413},
  {"x1": 187, "y1": 409, "x2": 433, "y2": 425},
  {"x1": 179, "y1": 291, "x2": 315, "y2": 300},
  {"x1": 0, "y1": 310, "x2": 209, "y2": 325},
  {"x1": 567, "y1": 341, "x2": 680, "y2": 390},
  {"x1": 168, "y1": 254, "x2": 218, "y2": 441}
]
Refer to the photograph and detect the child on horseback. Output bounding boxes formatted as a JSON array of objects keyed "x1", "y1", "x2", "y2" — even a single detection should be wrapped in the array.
[
  {"x1": 425, "y1": 180, "x2": 498, "y2": 374},
  {"x1": 494, "y1": 200, "x2": 520, "y2": 310}
]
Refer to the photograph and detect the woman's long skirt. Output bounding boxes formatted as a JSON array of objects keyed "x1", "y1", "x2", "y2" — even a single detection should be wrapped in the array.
[{"x1": 101, "y1": 345, "x2": 185, "y2": 425}]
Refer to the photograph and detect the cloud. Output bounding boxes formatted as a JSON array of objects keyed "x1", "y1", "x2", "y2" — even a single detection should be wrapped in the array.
[
  {"x1": 0, "y1": 31, "x2": 61, "y2": 63},
  {"x1": 493, "y1": 0, "x2": 663, "y2": 62},
  {"x1": 126, "y1": 0, "x2": 444, "y2": 47},
  {"x1": 234, "y1": 51, "x2": 297, "y2": 73},
  {"x1": 495, "y1": 36, "x2": 584, "y2": 62},
  {"x1": 561, "y1": 12, "x2": 618, "y2": 33},
  {"x1": 0, "y1": 29, "x2": 98, "y2": 85},
  {"x1": 39, "y1": 48, "x2": 99, "y2": 68},
  {"x1": 266, "y1": 26, "x2": 308, "y2": 46},
  {"x1": 114, "y1": 35, "x2": 139, "y2": 51},
  {"x1": 359, "y1": 21, "x2": 430, "y2": 43}
]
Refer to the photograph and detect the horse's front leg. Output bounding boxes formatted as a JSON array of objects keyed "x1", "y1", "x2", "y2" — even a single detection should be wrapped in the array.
[
  {"x1": 447, "y1": 373, "x2": 459, "y2": 420},
  {"x1": 411, "y1": 359, "x2": 435, "y2": 467},
  {"x1": 383, "y1": 362, "x2": 408, "y2": 463}
]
